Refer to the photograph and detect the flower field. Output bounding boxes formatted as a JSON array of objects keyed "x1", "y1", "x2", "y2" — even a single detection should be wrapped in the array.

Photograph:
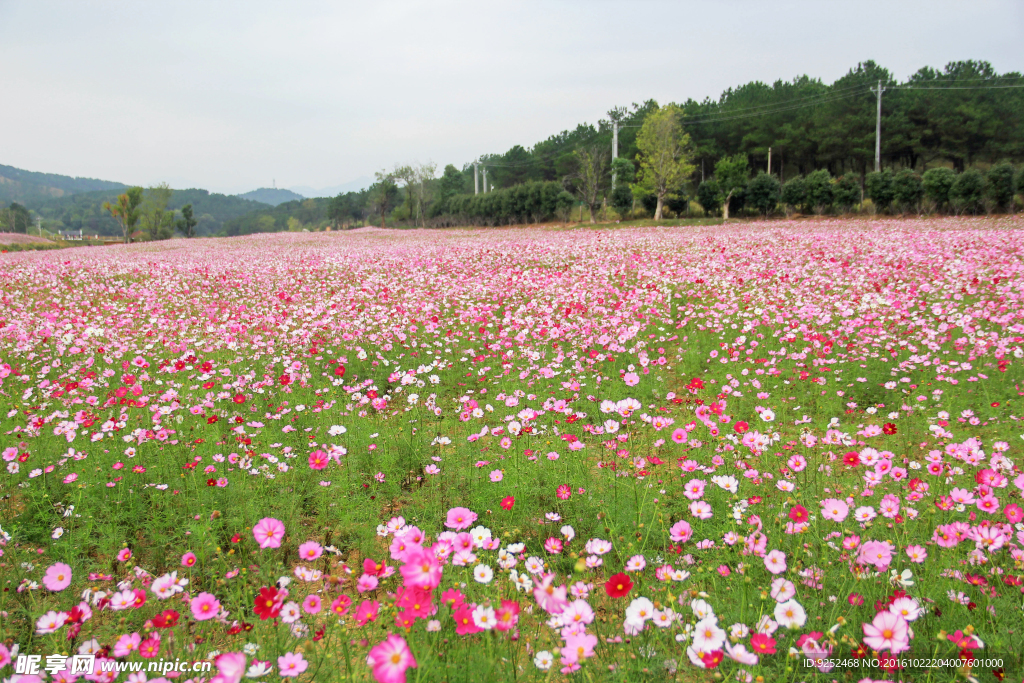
[{"x1": 1, "y1": 217, "x2": 1024, "y2": 683}]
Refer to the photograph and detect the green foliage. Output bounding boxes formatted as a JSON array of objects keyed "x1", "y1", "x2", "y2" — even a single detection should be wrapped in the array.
[
  {"x1": 922, "y1": 168, "x2": 956, "y2": 211},
  {"x1": 610, "y1": 185, "x2": 633, "y2": 215},
  {"x1": 176, "y1": 204, "x2": 198, "y2": 238},
  {"x1": 986, "y1": 162, "x2": 1016, "y2": 211},
  {"x1": 804, "y1": 169, "x2": 833, "y2": 214},
  {"x1": 745, "y1": 172, "x2": 780, "y2": 216},
  {"x1": 696, "y1": 180, "x2": 721, "y2": 216},
  {"x1": 611, "y1": 157, "x2": 635, "y2": 185},
  {"x1": 865, "y1": 170, "x2": 895, "y2": 213},
  {"x1": 235, "y1": 188, "x2": 305, "y2": 206},
  {"x1": 892, "y1": 169, "x2": 924, "y2": 213},
  {"x1": 780, "y1": 176, "x2": 806, "y2": 212},
  {"x1": 369, "y1": 172, "x2": 400, "y2": 228},
  {"x1": 139, "y1": 183, "x2": 176, "y2": 241},
  {"x1": 833, "y1": 175, "x2": 862, "y2": 212},
  {"x1": 434, "y1": 164, "x2": 465, "y2": 216},
  {"x1": 566, "y1": 147, "x2": 608, "y2": 224},
  {"x1": 950, "y1": 168, "x2": 985, "y2": 214},
  {"x1": 102, "y1": 187, "x2": 144, "y2": 243},
  {"x1": 444, "y1": 181, "x2": 567, "y2": 226},
  {"x1": 2, "y1": 202, "x2": 33, "y2": 233},
  {"x1": 635, "y1": 104, "x2": 695, "y2": 219}
]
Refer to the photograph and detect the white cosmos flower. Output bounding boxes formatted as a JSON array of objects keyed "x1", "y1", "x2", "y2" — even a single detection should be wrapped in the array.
[{"x1": 473, "y1": 564, "x2": 494, "y2": 584}]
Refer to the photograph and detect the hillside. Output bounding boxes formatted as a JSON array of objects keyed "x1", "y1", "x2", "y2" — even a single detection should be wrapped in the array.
[
  {"x1": 0, "y1": 163, "x2": 126, "y2": 204},
  {"x1": 27, "y1": 188, "x2": 269, "y2": 237},
  {"x1": 236, "y1": 187, "x2": 305, "y2": 206}
]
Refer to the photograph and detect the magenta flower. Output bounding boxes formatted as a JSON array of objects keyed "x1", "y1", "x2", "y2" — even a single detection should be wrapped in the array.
[
  {"x1": 302, "y1": 595, "x2": 322, "y2": 614},
  {"x1": 42, "y1": 562, "x2": 72, "y2": 591},
  {"x1": 544, "y1": 537, "x2": 563, "y2": 554},
  {"x1": 190, "y1": 592, "x2": 221, "y2": 621},
  {"x1": 181, "y1": 552, "x2": 197, "y2": 568},
  {"x1": 253, "y1": 517, "x2": 286, "y2": 549},
  {"x1": 444, "y1": 507, "x2": 477, "y2": 530},
  {"x1": 367, "y1": 634, "x2": 417, "y2": 683},
  {"x1": 669, "y1": 520, "x2": 693, "y2": 543}
]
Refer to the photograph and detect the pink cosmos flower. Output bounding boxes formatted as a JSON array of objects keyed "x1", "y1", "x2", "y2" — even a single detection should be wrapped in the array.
[
  {"x1": 819, "y1": 498, "x2": 849, "y2": 522},
  {"x1": 308, "y1": 450, "x2": 328, "y2": 470},
  {"x1": 212, "y1": 652, "x2": 246, "y2": 683},
  {"x1": 357, "y1": 574, "x2": 379, "y2": 593},
  {"x1": 253, "y1": 517, "x2": 286, "y2": 549},
  {"x1": 298, "y1": 541, "x2": 323, "y2": 561},
  {"x1": 671, "y1": 428, "x2": 687, "y2": 444},
  {"x1": 862, "y1": 610, "x2": 910, "y2": 653},
  {"x1": 367, "y1": 634, "x2": 417, "y2": 683},
  {"x1": 112, "y1": 632, "x2": 141, "y2": 658},
  {"x1": 556, "y1": 484, "x2": 572, "y2": 500},
  {"x1": 399, "y1": 550, "x2": 442, "y2": 590},
  {"x1": 355, "y1": 600, "x2": 380, "y2": 626},
  {"x1": 302, "y1": 595, "x2": 322, "y2": 614},
  {"x1": 489, "y1": 469, "x2": 503, "y2": 483},
  {"x1": 669, "y1": 520, "x2": 693, "y2": 543},
  {"x1": 544, "y1": 537, "x2": 564, "y2": 554},
  {"x1": 905, "y1": 545, "x2": 927, "y2": 563},
  {"x1": 190, "y1": 592, "x2": 221, "y2": 621},
  {"x1": 43, "y1": 562, "x2": 72, "y2": 591},
  {"x1": 277, "y1": 652, "x2": 308, "y2": 678},
  {"x1": 181, "y1": 552, "x2": 197, "y2": 568},
  {"x1": 763, "y1": 550, "x2": 787, "y2": 575},
  {"x1": 116, "y1": 548, "x2": 132, "y2": 562},
  {"x1": 444, "y1": 507, "x2": 477, "y2": 530}
]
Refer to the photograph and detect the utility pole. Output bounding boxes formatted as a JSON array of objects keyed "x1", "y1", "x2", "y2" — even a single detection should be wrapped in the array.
[
  {"x1": 871, "y1": 79, "x2": 885, "y2": 172},
  {"x1": 482, "y1": 168, "x2": 488, "y2": 193},
  {"x1": 611, "y1": 119, "x2": 619, "y2": 190},
  {"x1": 767, "y1": 147, "x2": 772, "y2": 175},
  {"x1": 473, "y1": 160, "x2": 479, "y2": 195}
]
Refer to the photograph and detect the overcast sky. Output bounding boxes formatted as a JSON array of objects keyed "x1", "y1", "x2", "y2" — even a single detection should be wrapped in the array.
[{"x1": 1, "y1": 0, "x2": 1021, "y2": 195}]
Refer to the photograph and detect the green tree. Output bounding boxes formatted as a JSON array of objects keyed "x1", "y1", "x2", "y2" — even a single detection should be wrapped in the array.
[
  {"x1": 865, "y1": 170, "x2": 895, "y2": 213},
  {"x1": 102, "y1": 187, "x2": 144, "y2": 243},
  {"x1": 892, "y1": 169, "x2": 923, "y2": 213},
  {"x1": 745, "y1": 172, "x2": 780, "y2": 216},
  {"x1": 554, "y1": 190, "x2": 575, "y2": 222},
  {"x1": 696, "y1": 180, "x2": 721, "y2": 216},
  {"x1": 780, "y1": 176, "x2": 806, "y2": 213},
  {"x1": 176, "y1": 203, "x2": 198, "y2": 237},
  {"x1": 139, "y1": 183, "x2": 175, "y2": 240},
  {"x1": 436, "y1": 164, "x2": 464, "y2": 215},
  {"x1": 986, "y1": 162, "x2": 1016, "y2": 212},
  {"x1": 634, "y1": 104, "x2": 695, "y2": 220},
  {"x1": 566, "y1": 146, "x2": 608, "y2": 224},
  {"x1": 804, "y1": 169, "x2": 833, "y2": 214},
  {"x1": 949, "y1": 168, "x2": 985, "y2": 214},
  {"x1": 369, "y1": 171, "x2": 399, "y2": 228},
  {"x1": 3, "y1": 202, "x2": 32, "y2": 233},
  {"x1": 833, "y1": 175, "x2": 862, "y2": 213},
  {"x1": 922, "y1": 168, "x2": 956, "y2": 212},
  {"x1": 714, "y1": 155, "x2": 748, "y2": 221}
]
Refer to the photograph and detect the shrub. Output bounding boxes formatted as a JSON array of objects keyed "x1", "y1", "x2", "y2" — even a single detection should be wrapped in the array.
[
  {"x1": 610, "y1": 186, "x2": 633, "y2": 216},
  {"x1": 833, "y1": 175, "x2": 862, "y2": 213},
  {"x1": 746, "y1": 172, "x2": 780, "y2": 216},
  {"x1": 865, "y1": 170, "x2": 895, "y2": 213},
  {"x1": 804, "y1": 170, "x2": 833, "y2": 214},
  {"x1": 922, "y1": 168, "x2": 956, "y2": 212},
  {"x1": 892, "y1": 169, "x2": 923, "y2": 213},
  {"x1": 950, "y1": 169, "x2": 985, "y2": 215},
  {"x1": 780, "y1": 176, "x2": 806, "y2": 213},
  {"x1": 696, "y1": 180, "x2": 721, "y2": 216},
  {"x1": 986, "y1": 162, "x2": 1016, "y2": 212}
]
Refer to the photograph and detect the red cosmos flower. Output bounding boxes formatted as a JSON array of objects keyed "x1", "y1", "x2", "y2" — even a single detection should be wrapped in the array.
[
  {"x1": 500, "y1": 496, "x2": 515, "y2": 511},
  {"x1": 700, "y1": 650, "x2": 724, "y2": 668},
  {"x1": 254, "y1": 586, "x2": 282, "y2": 620},
  {"x1": 733, "y1": 421, "x2": 749, "y2": 434},
  {"x1": 334, "y1": 365, "x2": 346, "y2": 377},
  {"x1": 232, "y1": 394, "x2": 246, "y2": 404},
  {"x1": 788, "y1": 505, "x2": 809, "y2": 524},
  {"x1": 750, "y1": 633, "x2": 776, "y2": 654},
  {"x1": 604, "y1": 572, "x2": 633, "y2": 598},
  {"x1": 207, "y1": 415, "x2": 218, "y2": 424},
  {"x1": 882, "y1": 423, "x2": 897, "y2": 435},
  {"x1": 202, "y1": 381, "x2": 215, "y2": 389},
  {"x1": 278, "y1": 373, "x2": 291, "y2": 386},
  {"x1": 231, "y1": 533, "x2": 242, "y2": 543},
  {"x1": 206, "y1": 478, "x2": 217, "y2": 486},
  {"x1": 850, "y1": 642, "x2": 869, "y2": 658},
  {"x1": 843, "y1": 451, "x2": 861, "y2": 467},
  {"x1": 367, "y1": 390, "x2": 378, "y2": 399},
  {"x1": 151, "y1": 609, "x2": 180, "y2": 628}
]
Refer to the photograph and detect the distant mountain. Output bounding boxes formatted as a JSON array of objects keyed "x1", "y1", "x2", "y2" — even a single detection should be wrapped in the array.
[
  {"x1": 288, "y1": 175, "x2": 373, "y2": 198},
  {"x1": 236, "y1": 187, "x2": 306, "y2": 206},
  {"x1": 0, "y1": 163, "x2": 126, "y2": 204}
]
